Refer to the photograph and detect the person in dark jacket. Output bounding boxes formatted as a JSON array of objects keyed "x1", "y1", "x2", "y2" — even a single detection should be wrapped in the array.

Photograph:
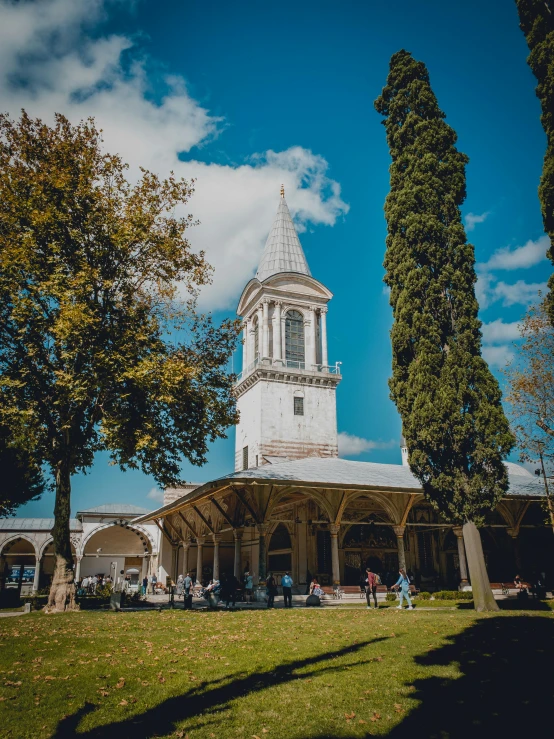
[
  {"x1": 266, "y1": 572, "x2": 277, "y2": 608},
  {"x1": 226, "y1": 573, "x2": 238, "y2": 608}
]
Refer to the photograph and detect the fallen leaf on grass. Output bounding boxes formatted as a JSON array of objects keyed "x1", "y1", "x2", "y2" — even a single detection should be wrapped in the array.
[
  {"x1": 98, "y1": 690, "x2": 109, "y2": 697},
  {"x1": 344, "y1": 712, "x2": 356, "y2": 719},
  {"x1": 119, "y1": 699, "x2": 128, "y2": 706},
  {"x1": 370, "y1": 712, "x2": 381, "y2": 722},
  {"x1": 116, "y1": 678, "x2": 125, "y2": 689},
  {"x1": 359, "y1": 719, "x2": 367, "y2": 724}
]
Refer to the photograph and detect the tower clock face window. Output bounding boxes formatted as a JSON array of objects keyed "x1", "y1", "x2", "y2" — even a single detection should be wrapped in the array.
[{"x1": 285, "y1": 310, "x2": 305, "y2": 365}]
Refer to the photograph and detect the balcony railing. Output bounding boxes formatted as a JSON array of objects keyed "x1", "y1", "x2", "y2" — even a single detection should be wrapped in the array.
[{"x1": 235, "y1": 357, "x2": 341, "y2": 383}]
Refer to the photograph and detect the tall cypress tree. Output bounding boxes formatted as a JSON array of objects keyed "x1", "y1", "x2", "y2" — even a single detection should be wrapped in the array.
[
  {"x1": 515, "y1": 1, "x2": 554, "y2": 324},
  {"x1": 375, "y1": 51, "x2": 515, "y2": 611}
]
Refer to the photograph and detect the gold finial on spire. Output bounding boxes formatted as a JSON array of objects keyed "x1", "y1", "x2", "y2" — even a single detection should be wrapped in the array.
[{"x1": 280, "y1": 184, "x2": 285, "y2": 198}]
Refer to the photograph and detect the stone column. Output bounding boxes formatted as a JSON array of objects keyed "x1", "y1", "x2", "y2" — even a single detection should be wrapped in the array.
[
  {"x1": 257, "y1": 524, "x2": 269, "y2": 583},
  {"x1": 182, "y1": 541, "x2": 190, "y2": 575},
  {"x1": 233, "y1": 529, "x2": 243, "y2": 578},
  {"x1": 75, "y1": 555, "x2": 83, "y2": 583},
  {"x1": 453, "y1": 526, "x2": 469, "y2": 585},
  {"x1": 320, "y1": 307, "x2": 328, "y2": 369},
  {"x1": 212, "y1": 534, "x2": 221, "y2": 581},
  {"x1": 273, "y1": 301, "x2": 282, "y2": 363},
  {"x1": 256, "y1": 304, "x2": 263, "y2": 359},
  {"x1": 248, "y1": 319, "x2": 256, "y2": 365},
  {"x1": 393, "y1": 526, "x2": 407, "y2": 571},
  {"x1": 306, "y1": 306, "x2": 317, "y2": 369},
  {"x1": 196, "y1": 538, "x2": 205, "y2": 583},
  {"x1": 242, "y1": 321, "x2": 248, "y2": 371},
  {"x1": 33, "y1": 556, "x2": 41, "y2": 592},
  {"x1": 262, "y1": 299, "x2": 270, "y2": 359},
  {"x1": 507, "y1": 528, "x2": 523, "y2": 574},
  {"x1": 329, "y1": 524, "x2": 341, "y2": 585}
]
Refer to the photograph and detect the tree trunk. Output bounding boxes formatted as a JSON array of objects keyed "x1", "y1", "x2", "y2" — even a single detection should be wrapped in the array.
[
  {"x1": 45, "y1": 461, "x2": 78, "y2": 613},
  {"x1": 462, "y1": 521, "x2": 499, "y2": 612}
]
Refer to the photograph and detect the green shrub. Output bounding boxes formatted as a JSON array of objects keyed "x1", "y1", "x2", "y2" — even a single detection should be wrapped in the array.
[
  {"x1": 95, "y1": 583, "x2": 113, "y2": 599},
  {"x1": 433, "y1": 590, "x2": 472, "y2": 600},
  {"x1": 385, "y1": 592, "x2": 397, "y2": 602},
  {"x1": 417, "y1": 591, "x2": 432, "y2": 600}
]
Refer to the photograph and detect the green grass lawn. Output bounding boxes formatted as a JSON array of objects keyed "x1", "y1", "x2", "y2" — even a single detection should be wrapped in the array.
[{"x1": 1, "y1": 607, "x2": 553, "y2": 739}]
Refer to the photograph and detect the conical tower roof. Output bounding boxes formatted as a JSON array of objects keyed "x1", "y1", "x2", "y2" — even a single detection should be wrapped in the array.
[{"x1": 256, "y1": 188, "x2": 311, "y2": 282}]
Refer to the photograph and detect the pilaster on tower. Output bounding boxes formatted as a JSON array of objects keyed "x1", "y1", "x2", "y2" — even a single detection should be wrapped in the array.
[{"x1": 234, "y1": 189, "x2": 341, "y2": 471}]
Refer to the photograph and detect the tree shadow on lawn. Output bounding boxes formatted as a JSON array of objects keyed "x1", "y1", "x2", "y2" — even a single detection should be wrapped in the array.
[
  {"x1": 52, "y1": 637, "x2": 390, "y2": 738},
  {"x1": 298, "y1": 614, "x2": 554, "y2": 739}
]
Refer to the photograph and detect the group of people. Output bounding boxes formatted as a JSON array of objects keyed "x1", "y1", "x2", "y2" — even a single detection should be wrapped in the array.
[
  {"x1": 171, "y1": 571, "x2": 256, "y2": 608},
  {"x1": 78, "y1": 574, "x2": 111, "y2": 594},
  {"x1": 362, "y1": 566, "x2": 413, "y2": 609}
]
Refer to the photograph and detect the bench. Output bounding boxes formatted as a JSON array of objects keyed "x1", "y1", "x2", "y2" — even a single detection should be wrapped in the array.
[{"x1": 321, "y1": 586, "x2": 342, "y2": 599}]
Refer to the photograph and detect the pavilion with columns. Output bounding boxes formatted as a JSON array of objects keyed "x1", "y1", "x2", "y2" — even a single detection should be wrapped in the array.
[{"x1": 135, "y1": 190, "x2": 552, "y2": 592}]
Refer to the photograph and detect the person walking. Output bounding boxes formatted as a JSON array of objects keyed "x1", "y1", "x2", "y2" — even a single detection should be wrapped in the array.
[
  {"x1": 282, "y1": 572, "x2": 293, "y2": 608},
  {"x1": 141, "y1": 576, "x2": 148, "y2": 596},
  {"x1": 151, "y1": 573, "x2": 157, "y2": 595},
  {"x1": 365, "y1": 567, "x2": 378, "y2": 609},
  {"x1": 176, "y1": 574, "x2": 184, "y2": 598},
  {"x1": 393, "y1": 568, "x2": 413, "y2": 610},
  {"x1": 266, "y1": 572, "x2": 277, "y2": 608}
]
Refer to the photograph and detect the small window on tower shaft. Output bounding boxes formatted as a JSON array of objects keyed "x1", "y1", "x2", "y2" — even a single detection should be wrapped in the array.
[
  {"x1": 294, "y1": 397, "x2": 304, "y2": 416},
  {"x1": 242, "y1": 446, "x2": 248, "y2": 470}
]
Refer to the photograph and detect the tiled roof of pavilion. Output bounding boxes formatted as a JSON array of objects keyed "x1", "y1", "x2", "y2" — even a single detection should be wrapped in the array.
[
  {"x1": 133, "y1": 457, "x2": 545, "y2": 524},
  {"x1": 0, "y1": 518, "x2": 82, "y2": 531}
]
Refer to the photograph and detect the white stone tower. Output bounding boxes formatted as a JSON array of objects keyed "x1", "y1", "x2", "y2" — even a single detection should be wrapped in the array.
[{"x1": 234, "y1": 187, "x2": 341, "y2": 470}]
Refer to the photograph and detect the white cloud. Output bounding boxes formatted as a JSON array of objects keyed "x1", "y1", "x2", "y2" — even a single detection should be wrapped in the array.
[
  {"x1": 479, "y1": 235, "x2": 549, "y2": 272},
  {"x1": 146, "y1": 487, "x2": 164, "y2": 503},
  {"x1": 482, "y1": 344, "x2": 514, "y2": 368},
  {"x1": 0, "y1": 0, "x2": 348, "y2": 312},
  {"x1": 465, "y1": 211, "x2": 490, "y2": 232},
  {"x1": 338, "y1": 433, "x2": 396, "y2": 457},
  {"x1": 476, "y1": 274, "x2": 546, "y2": 310},
  {"x1": 492, "y1": 279, "x2": 547, "y2": 307},
  {"x1": 481, "y1": 319, "x2": 521, "y2": 344}
]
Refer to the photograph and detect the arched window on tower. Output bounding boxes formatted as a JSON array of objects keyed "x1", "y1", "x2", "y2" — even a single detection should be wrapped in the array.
[{"x1": 285, "y1": 310, "x2": 305, "y2": 367}]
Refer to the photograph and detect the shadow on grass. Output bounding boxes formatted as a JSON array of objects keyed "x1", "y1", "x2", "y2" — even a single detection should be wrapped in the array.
[
  {"x1": 52, "y1": 637, "x2": 389, "y2": 738},
  {"x1": 386, "y1": 614, "x2": 554, "y2": 737},
  {"x1": 288, "y1": 614, "x2": 554, "y2": 739}
]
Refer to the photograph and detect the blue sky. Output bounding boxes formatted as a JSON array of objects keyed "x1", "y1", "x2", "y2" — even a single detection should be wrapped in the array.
[{"x1": 2, "y1": 0, "x2": 550, "y2": 516}]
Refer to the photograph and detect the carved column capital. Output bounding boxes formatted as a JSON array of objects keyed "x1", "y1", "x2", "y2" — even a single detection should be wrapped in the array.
[
  {"x1": 392, "y1": 525, "x2": 406, "y2": 538},
  {"x1": 257, "y1": 523, "x2": 270, "y2": 536},
  {"x1": 233, "y1": 528, "x2": 244, "y2": 540},
  {"x1": 195, "y1": 537, "x2": 206, "y2": 546},
  {"x1": 319, "y1": 306, "x2": 328, "y2": 314},
  {"x1": 506, "y1": 527, "x2": 519, "y2": 539},
  {"x1": 212, "y1": 533, "x2": 223, "y2": 544},
  {"x1": 328, "y1": 524, "x2": 340, "y2": 537},
  {"x1": 452, "y1": 526, "x2": 464, "y2": 539}
]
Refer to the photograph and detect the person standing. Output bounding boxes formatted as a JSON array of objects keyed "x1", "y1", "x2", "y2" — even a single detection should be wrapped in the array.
[
  {"x1": 176, "y1": 574, "x2": 184, "y2": 598},
  {"x1": 266, "y1": 572, "x2": 277, "y2": 608},
  {"x1": 226, "y1": 573, "x2": 238, "y2": 608},
  {"x1": 281, "y1": 572, "x2": 293, "y2": 608},
  {"x1": 393, "y1": 568, "x2": 413, "y2": 610},
  {"x1": 365, "y1": 567, "x2": 378, "y2": 609},
  {"x1": 151, "y1": 572, "x2": 157, "y2": 595},
  {"x1": 244, "y1": 572, "x2": 253, "y2": 603},
  {"x1": 141, "y1": 576, "x2": 148, "y2": 596}
]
